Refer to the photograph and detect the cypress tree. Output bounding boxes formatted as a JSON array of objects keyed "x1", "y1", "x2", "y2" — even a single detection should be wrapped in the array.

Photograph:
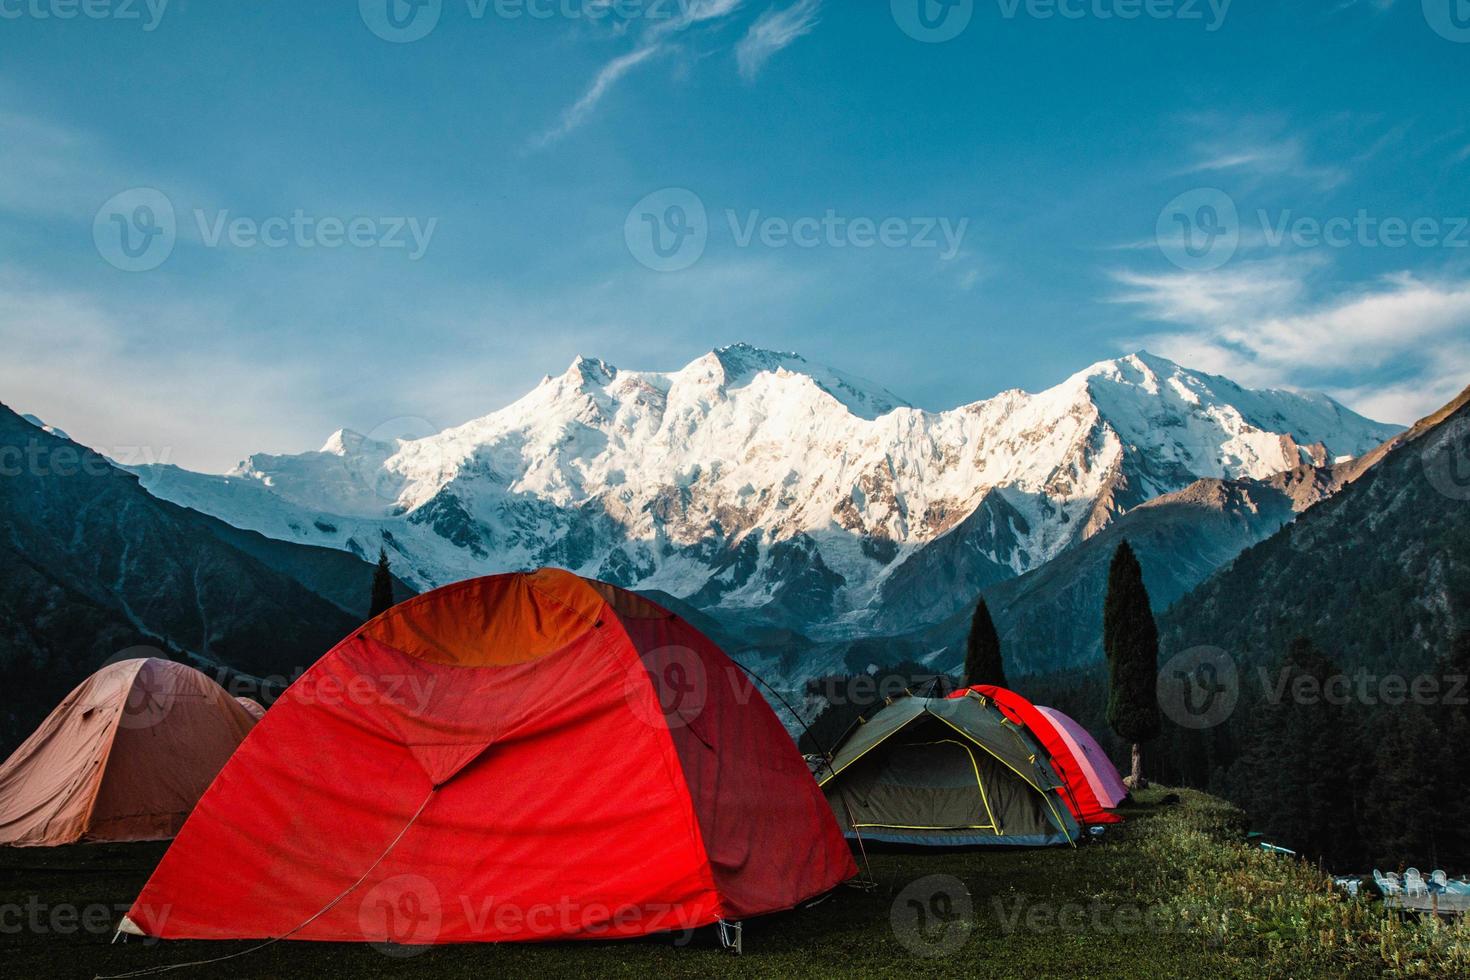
[
  {"x1": 369, "y1": 547, "x2": 395, "y2": 619},
  {"x1": 1103, "y1": 540, "x2": 1160, "y2": 789},
  {"x1": 963, "y1": 597, "x2": 1007, "y2": 689}
]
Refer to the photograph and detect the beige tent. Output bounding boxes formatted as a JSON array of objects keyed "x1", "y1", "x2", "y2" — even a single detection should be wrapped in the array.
[
  {"x1": 234, "y1": 697, "x2": 267, "y2": 721},
  {"x1": 0, "y1": 658, "x2": 257, "y2": 846}
]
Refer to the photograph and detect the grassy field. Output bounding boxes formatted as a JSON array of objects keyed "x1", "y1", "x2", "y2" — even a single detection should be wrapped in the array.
[{"x1": 2, "y1": 788, "x2": 1466, "y2": 979}]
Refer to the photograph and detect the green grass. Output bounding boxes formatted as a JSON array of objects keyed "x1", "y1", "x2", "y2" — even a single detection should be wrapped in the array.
[{"x1": 2, "y1": 789, "x2": 1465, "y2": 978}]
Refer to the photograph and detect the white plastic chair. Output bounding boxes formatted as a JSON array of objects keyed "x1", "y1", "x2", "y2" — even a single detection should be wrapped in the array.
[
  {"x1": 1432, "y1": 870, "x2": 1449, "y2": 892},
  {"x1": 1405, "y1": 868, "x2": 1429, "y2": 898},
  {"x1": 1374, "y1": 869, "x2": 1403, "y2": 895}
]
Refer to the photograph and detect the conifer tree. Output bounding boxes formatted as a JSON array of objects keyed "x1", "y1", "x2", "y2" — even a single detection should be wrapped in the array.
[
  {"x1": 1104, "y1": 540, "x2": 1160, "y2": 789},
  {"x1": 963, "y1": 597, "x2": 1007, "y2": 689},
  {"x1": 369, "y1": 547, "x2": 395, "y2": 620}
]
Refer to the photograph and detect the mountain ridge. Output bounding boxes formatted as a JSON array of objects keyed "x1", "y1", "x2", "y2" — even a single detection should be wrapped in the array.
[
  {"x1": 121, "y1": 346, "x2": 1397, "y2": 660},
  {"x1": 0, "y1": 402, "x2": 408, "y2": 752},
  {"x1": 1157, "y1": 383, "x2": 1470, "y2": 673}
]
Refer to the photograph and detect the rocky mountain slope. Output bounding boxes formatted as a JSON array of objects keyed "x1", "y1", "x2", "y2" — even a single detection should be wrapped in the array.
[
  {"x1": 1157, "y1": 384, "x2": 1470, "y2": 673},
  {"x1": 896, "y1": 391, "x2": 1464, "y2": 681},
  {"x1": 0, "y1": 405, "x2": 401, "y2": 751},
  {"x1": 965, "y1": 464, "x2": 1349, "y2": 675},
  {"x1": 777, "y1": 382, "x2": 1467, "y2": 741},
  {"x1": 131, "y1": 346, "x2": 1396, "y2": 648}
]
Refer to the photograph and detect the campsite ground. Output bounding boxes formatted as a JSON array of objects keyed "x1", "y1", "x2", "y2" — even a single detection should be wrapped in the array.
[{"x1": 2, "y1": 788, "x2": 1463, "y2": 979}]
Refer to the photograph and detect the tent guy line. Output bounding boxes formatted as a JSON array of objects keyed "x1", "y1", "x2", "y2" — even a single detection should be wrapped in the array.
[{"x1": 103, "y1": 787, "x2": 439, "y2": 979}]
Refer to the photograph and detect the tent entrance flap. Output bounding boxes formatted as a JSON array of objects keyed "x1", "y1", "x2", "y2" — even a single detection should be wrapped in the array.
[{"x1": 839, "y1": 739, "x2": 1001, "y2": 834}]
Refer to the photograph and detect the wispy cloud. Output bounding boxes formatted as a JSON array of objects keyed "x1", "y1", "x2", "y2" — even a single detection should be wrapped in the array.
[
  {"x1": 0, "y1": 267, "x2": 326, "y2": 472},
  {"x1": 736, "y1": 0, "x2": 822, "y2": 81},
  {"x1": 0, "y1": 111, "x2": 96, "y2": 218},
  {"x1": 1181, "y1": 135, "x2": 1349, "y2": 191},
  {"x1": 533, "y1": 0, "x2": 758, "y2": 147},
  {"x1": 1110, "y1": 258, "x2": 1470, "y2": 423},
  {"x1": 648, "y1": 0, "x2": 746, "y2": 38},
  {"x1": 0, "y1": 249, "x2": 829, "y2": 471},
  {"x1": 532, "y1": 44, "x2": 665, "y2": 148},
  {"x1": 1111, "y1": 256, "x2": 1318, "y2": 325},
  {"x1": 1349, "y1": 119, "x2": 1411, "y2": 165},
  {"x1": 1171, "y1": 113, "x2": 1358, "y2": 192}
]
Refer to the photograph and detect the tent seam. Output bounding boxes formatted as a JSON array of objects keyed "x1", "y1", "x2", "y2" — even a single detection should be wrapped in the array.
[
  {"x1": 74, "y1": 659, "x2": 149, "y2": 843},
  {"x1": 599, "y1": 608, "x2": 728, "y2": 925}
]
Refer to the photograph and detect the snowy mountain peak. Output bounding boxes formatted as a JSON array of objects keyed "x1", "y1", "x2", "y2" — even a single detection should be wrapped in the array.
[
  {"x1": 1071, "y1": 349, "x2": 1188, "y2": 389},
  {"x1": 563, "y1": 355, "x2": 617, "y2": 385},
  {"x1": 20, "y1": 413, "x2": 70, "y2": 442},
  {"x1": 522, "y1": 344, "x2": 909, "y2": 423},
  {"x1": 706, "y1": 343, "x2": 808, "y2": 383},
  {"x1": 320, "y1": 428, "x2": 369, "y2": 455},
  {"x1": 690, "y1": 343, "x2": 911, "y2": 420},
  {"x1": 131, "y1": 349, "x2": 1401, "y2": 645}
]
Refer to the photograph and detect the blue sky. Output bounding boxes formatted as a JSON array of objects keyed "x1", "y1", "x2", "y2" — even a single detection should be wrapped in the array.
[{"x1": 2, "y1": 0, "x2": 1468, "y2": 470}]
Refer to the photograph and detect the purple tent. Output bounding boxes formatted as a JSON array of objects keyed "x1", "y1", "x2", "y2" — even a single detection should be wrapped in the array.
[{"x1": 1035, "y1": 705, "x2": 1129, "y2": 809}]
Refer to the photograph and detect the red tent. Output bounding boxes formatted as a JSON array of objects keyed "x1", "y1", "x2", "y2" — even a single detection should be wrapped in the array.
[
  {"x1": 122, "y1": 569, "x2": 854, "y2": 945},
  {"x1": 950, "y1": 685, "x2": 1123, "y2": 826}
]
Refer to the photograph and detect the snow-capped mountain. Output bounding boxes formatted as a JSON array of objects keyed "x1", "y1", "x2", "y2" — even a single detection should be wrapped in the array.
[
  {"x1": 132, "y1": 345, "x2": 1398, "y2": 640},
  {"x1": 20, "y1": 413, "x2": 69, "y2": 441}
]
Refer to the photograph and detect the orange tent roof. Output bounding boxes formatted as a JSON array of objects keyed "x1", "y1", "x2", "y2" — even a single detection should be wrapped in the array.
[
  {"x1": 350, "y1": 567, "x2": 608, "y2": 667},
  {"x1": 0, "y1": 658, "x2": 257, "y2": 846}
]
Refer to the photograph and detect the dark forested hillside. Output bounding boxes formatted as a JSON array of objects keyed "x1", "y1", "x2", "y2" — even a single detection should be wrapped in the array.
[
  {"x1": 1159, "y1": 386, "x2": 1470, "y2": 675},
  {"x1": 980, "y1": 387, "x2": 1470, "y2": 870},
  {"x1": 0, "y1": 405, "x2": 378, "y2": 752},
  {"x1": 1082, "y1": 386, "x2": 1470, "y2": 868}
]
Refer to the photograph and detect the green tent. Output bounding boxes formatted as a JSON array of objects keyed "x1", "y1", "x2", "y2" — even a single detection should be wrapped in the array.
[{"x1": 817, "y1": 690, "x2": 1080, "y2": 847}]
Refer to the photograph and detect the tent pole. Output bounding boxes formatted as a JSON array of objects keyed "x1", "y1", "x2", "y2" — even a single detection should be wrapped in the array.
[{"x1": 717, "y1": 919, "x2": 743, "y2": 955}]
